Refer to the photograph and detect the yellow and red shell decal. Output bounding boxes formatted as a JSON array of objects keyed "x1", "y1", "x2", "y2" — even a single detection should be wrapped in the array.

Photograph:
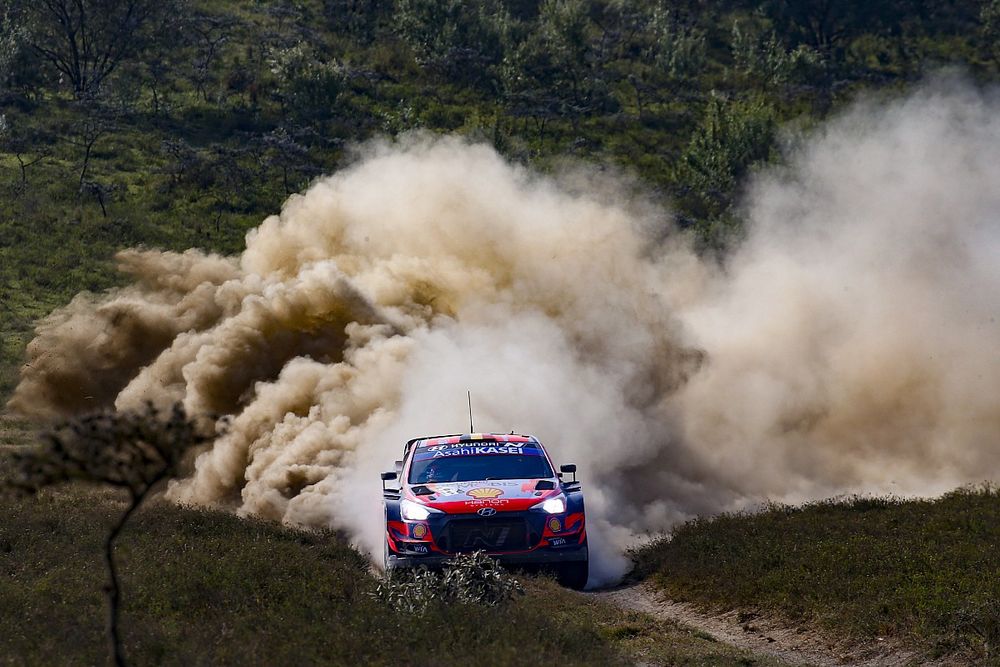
[
  {"x1": 467, "y1": 487, "x2": 504, "y2": 499},
  {"x1": 547, "y1": 517, "x2": 563, "y2": 533},
  {"x1": 411, "y1": 523, "x2": 428, "y2": 539}
]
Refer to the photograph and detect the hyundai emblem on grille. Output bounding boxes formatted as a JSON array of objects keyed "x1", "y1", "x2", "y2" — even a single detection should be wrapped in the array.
[{"x1": 477, "y1": 507, "x2": 497, "y2": 517}]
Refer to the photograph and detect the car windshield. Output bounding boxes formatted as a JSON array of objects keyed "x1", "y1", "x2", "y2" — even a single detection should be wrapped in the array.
[{"x1": 408, "y1": 454, "x2": 554, "y2": 484}]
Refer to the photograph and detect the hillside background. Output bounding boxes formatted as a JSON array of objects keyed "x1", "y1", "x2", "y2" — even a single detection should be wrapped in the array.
[{"x1": 2, "y1": 0, "x2": 999, "y2": 400}]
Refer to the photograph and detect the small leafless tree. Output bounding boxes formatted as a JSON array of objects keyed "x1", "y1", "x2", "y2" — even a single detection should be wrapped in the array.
[
  {"x1": 189, "y1": 11, "x2": 240, "y2": 104},
  {"x1": 6, "y1": 403, "x2": 222, "y2": 667},
  {"x1": 80, "y1": 179, "x2": 116, "y2": 217},
  {"x1": 65, "y1": 103, "x2": 115, "y2": 190},
  {"x1": 0, "y1": 115, "x2": 49, "y2": 193},
  {"x1": 256, "y1": 127, "x2": 314, "y2": 194}
]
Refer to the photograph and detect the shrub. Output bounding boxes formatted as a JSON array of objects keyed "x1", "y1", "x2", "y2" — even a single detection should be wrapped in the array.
[{"x1": 372, "y1": 551, "x2": 524, "y2": 613}]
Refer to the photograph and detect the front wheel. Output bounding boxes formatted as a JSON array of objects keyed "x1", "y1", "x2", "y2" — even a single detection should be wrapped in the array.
[{"x1": 556, "y1": 560, "x2": 589, "y2": 590}]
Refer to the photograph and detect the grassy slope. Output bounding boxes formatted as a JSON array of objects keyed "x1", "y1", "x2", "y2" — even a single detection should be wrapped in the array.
[
  {"x1": 0, "y1": 425, "x2": 765, "y2": 667},
  {"x1": 631, "y1": 489, "x2": 1000, "y2": 662},
  {"x1": 2, "y1": 0, "x2": 994, "y2": 401}
]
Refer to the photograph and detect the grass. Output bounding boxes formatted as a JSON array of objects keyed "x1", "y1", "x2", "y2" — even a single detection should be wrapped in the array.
[
  {"x1": 631, "y1": 488, "x2": 1000, "y2": 663},
  {"x1": 1, "y1": 1, "x2": 996, "y2": 406},
  {"x1": 0, "y1": 428, "x2": 767, "y2": 666}
]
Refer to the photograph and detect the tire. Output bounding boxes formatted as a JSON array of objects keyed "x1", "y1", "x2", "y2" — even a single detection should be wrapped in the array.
[{"x1": 556, "y1": 560, "x2": 589, "y2": 590}]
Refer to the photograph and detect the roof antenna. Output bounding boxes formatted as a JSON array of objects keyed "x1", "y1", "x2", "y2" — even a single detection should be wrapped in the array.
[{"x1": 467, "y1": 391, "x2": 474, "y2": 433}]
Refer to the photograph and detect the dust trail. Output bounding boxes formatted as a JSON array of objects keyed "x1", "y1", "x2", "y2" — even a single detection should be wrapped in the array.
[
  {"x1": 677, "y1": 80, "x2": 1000, "y2": 505},
  {"x1": 9, "y1": 80, "x2": 1000, "y2": 586}
]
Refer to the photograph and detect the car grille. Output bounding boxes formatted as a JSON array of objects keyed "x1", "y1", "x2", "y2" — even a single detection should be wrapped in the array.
[{"x1": 438, "y1": 517, "x2": 530, "y2": 553}]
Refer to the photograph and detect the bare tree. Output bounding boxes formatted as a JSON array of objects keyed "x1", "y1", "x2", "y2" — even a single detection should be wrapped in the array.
[
  {"x1": 189, "y1": 11, "x2": 240, "y2": 103},
  {"x1": 65, "y1": 103, "x2": 115, "y2": 190},
  {"x1": 0, "y1": 2, "x2": 28, "y2": 86},
  {"x1": 0, "y1": 115, "x2": 49, "y2": 193},
  {"x1": 6, "y1": 403, "x2": 222, "y2": 667},
  {"x1": 27, "y1": 0, "x2": 172, "y2": 97}
]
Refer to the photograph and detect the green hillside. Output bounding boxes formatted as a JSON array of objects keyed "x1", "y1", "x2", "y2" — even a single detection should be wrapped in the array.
[
  {"x1": 632, "y1": 487, "x2": 1000, "y2": 664},
  {"x1": 0, "y1": 483, "x2": 767, "y2": 666},
  {"x1": 2, "y1": 0, "x2": 999, "y2": 399}
]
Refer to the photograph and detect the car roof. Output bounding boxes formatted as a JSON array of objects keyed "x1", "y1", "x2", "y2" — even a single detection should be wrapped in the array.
[{"x1": 403, "y1": 432, "x2": 541, "y2": 459}]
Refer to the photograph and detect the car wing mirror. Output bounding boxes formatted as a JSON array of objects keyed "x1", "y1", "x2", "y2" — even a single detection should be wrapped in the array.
[
  {"x1": 560, "y1": 464, "x2": 577, "y2": 483},
  {"x1": 381, "y1": 471, "x2": 397, "y2": 491}
]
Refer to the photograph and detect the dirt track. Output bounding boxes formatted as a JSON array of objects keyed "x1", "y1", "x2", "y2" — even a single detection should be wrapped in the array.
[{"x1": 590, "y1": 582, "x2": 929, "y2": 667}]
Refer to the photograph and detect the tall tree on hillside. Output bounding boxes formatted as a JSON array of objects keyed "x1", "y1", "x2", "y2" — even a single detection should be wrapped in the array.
[
  {"x1": 393, "y1": 0, "x2": 517, "y2": 93},
  {"x1": 507, "y1": 0, "x2": 617, "y2": 132},
  {"x1": 0, "y1": 2, "x2": 27, "y2": 88},
  {"x1": 761, "y1": 0, "x2": 904, "y2": 58},
  {"x1": 674, "y1": 94, "x2": 776, "y2": 251},
  {"x1": 982, "y1": 0, "x2": 1000, "y2": 66},
  {"x1": 26, "y1": 0, "x2": 177, "y2": 97}
]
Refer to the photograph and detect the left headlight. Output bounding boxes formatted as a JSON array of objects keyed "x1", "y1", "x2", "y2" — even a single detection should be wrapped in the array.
[
  {"x1": 400, "y1": 498, "x2": 441, "y2": 521},
  {"x1": 533, "y1": 494, "x2": 566, "y2": 514}
]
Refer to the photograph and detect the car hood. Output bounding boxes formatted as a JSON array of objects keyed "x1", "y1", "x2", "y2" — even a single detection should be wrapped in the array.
[{"x1": 405, "y1": 478, "x2": 560, "y2": 513}]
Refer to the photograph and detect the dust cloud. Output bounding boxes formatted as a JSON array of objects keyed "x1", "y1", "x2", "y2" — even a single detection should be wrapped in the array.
[{"x1": 9, "y1": 80, "x2": 1000, "y2": 585}]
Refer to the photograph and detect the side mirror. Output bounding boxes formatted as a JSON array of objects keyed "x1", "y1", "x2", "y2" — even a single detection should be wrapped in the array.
[
  {"x1": 560, "y1": 464, "x2": 577, "y2": 483},
  {"x1": 381, "y1": 471, "x2": 397, "y2": 491}
]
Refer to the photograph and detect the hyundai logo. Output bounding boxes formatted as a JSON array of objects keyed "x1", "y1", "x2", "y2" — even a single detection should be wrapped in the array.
[{"x1": 477, "y1": 507, "x2": 497, "y2": 517}]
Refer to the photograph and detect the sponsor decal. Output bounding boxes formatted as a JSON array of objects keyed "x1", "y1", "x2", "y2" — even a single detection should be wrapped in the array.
[
  {"x1": 411, "y1": 523, "x2": 428, "y2": 539},
  {"x1": 435, "y1": 480, "x2": 521, "y2": 492},
  {"x1": 465, "y1": 498, "x2": 508, "y2": 507},
  {"x1": 430, "y1": 445, "x2": 526, "y2": 458},
  {"x1": 411, "y1": 544, "x2": 429, "y2": 554},
  {"x1": 467, "y1": 487, "x2": 503, "y2": 499},
  {"x1": 548, "y1": 537, "x2": 567, "y2": 547},
  {"x1": 416, "y1": 435, "x2": 533, "y2": 448},
  {"x1": 547, "y1": 517, "x2": 563, "y2": 533}
]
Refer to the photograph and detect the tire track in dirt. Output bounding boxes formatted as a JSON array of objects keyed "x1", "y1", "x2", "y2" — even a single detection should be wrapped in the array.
[{"x1": 589, "y1": 582, "x2": 929, "y2": 667}]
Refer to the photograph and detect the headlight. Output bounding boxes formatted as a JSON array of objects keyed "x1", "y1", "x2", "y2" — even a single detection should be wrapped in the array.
[
  {"x1": 535, "y1": 495, "x2": 566, "y2": 514},
  {"x1": 400, "y1": 498, "x2": 440, "y2": 521}
]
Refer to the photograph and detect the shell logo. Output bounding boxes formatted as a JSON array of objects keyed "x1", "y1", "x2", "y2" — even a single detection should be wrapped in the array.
[
  {"x1": 467, "y1": 487, "x2": 503, "y2": 499},
  {"x1": 412, "y1": 524, "x2": 428, "y2": 539},
  {"x1": 547, "y1": 517, "x2": 563, "y2": 533}
]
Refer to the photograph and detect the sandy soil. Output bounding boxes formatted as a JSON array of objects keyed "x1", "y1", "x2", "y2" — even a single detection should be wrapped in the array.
[{"x1": 589, "y1": 582, "x2": 953, "y2": 667}]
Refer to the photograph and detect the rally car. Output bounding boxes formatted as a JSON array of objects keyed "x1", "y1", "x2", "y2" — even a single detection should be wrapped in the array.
[{"x1": 381, "y1": 433, "x2": 588, "y2": 589}]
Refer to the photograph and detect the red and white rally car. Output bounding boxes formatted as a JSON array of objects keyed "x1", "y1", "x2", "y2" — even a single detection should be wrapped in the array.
[{"x1": 381, "y1": 433, "x2": 588, "y2": 589}]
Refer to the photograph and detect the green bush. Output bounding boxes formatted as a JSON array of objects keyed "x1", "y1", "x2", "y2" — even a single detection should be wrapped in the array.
[{"x1": 372, "y1": 550, "x2": 524, "y2": 613}]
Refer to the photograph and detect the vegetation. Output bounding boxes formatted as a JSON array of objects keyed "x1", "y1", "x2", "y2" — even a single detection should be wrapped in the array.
[
  {"x1": 0, "y1": 482, "x2": 768, "y2": 665},
  {"x1": 631, "y1": 487, "x2": 1000, "y2": 663},
  {"x1": 373, "y1": 550, "x2": 524, "y2": 613},
  {"x1": 1, "y1": 0, "x2": 999, "y2": 400},
  {"x1": 7, "y1": 403, "x2": 219, "y2": 666},
  {"x1": 2, "y1": 4, "x2": 999, "y2": 661}
]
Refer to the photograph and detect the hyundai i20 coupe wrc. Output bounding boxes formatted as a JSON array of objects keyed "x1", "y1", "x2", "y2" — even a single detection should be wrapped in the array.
[{"x1": 381, "y1": 433, "x2": 589, "y2": 589}]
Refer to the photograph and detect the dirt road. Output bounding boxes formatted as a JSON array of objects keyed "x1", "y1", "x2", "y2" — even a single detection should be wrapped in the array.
[{"x1": 590, "y1": 582, "x2": 926, "y2": 667}]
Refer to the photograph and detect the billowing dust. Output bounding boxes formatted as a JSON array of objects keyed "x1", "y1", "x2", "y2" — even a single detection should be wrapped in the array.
[{"x1": 10, "y1": 81, "x2": 1000, "y2": 585}]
